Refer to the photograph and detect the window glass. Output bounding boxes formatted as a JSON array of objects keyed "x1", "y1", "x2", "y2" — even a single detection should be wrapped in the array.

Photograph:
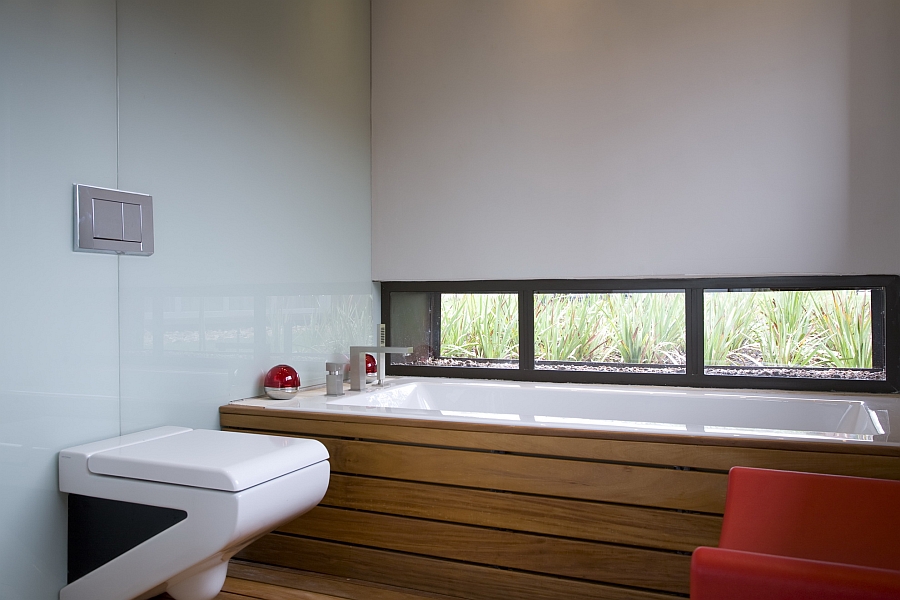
[
  {"x1": 389, "y1": 292, "x2": 519, "y2": 368},
  {"x1": 440, "y1": 293, "x2": 518, "y2": 367},
  {"x1": 704, "y1": 289, "x2": 883, "y2": 380},
  {"x1": 534, "y1": 292, "x2": 685, "y2": 373},
  {"x1": 388, "y1": 291, "x2": 438, "y2": 365}
]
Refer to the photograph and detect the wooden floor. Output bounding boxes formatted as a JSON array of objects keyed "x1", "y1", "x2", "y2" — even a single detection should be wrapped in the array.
[{"x1": 154, "y1": 560, "x2": 458, "y2": 600}]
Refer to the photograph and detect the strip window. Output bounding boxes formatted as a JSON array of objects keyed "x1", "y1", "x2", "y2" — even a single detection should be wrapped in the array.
[{"x1": 382, "y1": 276, "x2": 899, "y2": 393}]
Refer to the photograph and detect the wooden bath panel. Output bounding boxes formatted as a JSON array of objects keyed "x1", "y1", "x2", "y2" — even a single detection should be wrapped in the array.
[
  {"x1": 316, "y1": 437, "x2": 728, "y2": 513},
  {"x1": 321, "y1": 474, "x2": 722, "y2": 552},
  {"x1": 222, "y1": 405, "x2": 900, "y2": 599}
]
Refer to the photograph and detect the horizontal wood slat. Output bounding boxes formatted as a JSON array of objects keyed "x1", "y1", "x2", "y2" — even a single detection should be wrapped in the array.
[
  {"x1": 227, "y1": 561, "x2": 460, "y2": 600},
  {"x1": 238, "y1": 535, "x2": 681, "y2": 600},
  {"x1": 223, "y1": 575, "x2": 381, "y2": 600},
  {"x1": 317, "y1": 437, "x2": 728, "y2": 513},
  {"x1": 213, "y1": 592, "x2": 252, "y2": 600},
  {"x1": 279, "y1": 506, "x2": 691, "y2": 593},
  {"x1": 321, "y1": 474, "x2": 721, "y2": 552},
  {"x1": 221, "y1": 410, "x2": 900, "y2": 479}
]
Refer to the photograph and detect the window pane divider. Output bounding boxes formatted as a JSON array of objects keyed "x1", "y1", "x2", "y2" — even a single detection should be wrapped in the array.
[
  {"x1": 686, "y1": 287, "x2": 703, "y2": 377},
  {"x1": 519, "y1": 289, "x2": 534, "y2": 371}
]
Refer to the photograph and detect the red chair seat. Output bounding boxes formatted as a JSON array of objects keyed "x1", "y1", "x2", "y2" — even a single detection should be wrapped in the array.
[
  {"x1": 690, "y1": 467, "x2": 900, "y2": 600},
  {"x1": 692, "y1": 547, "x2": 900, "y2": 600}
]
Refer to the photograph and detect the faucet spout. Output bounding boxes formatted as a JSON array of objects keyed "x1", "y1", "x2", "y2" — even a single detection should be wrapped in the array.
[{"x1": 349, "y1": 345, "x2": 413, "y2": 391}]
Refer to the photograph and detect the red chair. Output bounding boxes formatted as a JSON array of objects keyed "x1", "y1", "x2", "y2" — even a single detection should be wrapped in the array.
[{"x1": 690, "y1": 467, "x2": 900, "y2": 600}]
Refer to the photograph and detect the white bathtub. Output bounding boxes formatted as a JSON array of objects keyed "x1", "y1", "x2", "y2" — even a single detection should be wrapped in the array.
[{"x1": 233, "y1": 377, "x2": 892, "y2": 443}]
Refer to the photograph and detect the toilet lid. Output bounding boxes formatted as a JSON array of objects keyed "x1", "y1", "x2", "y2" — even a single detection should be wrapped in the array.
[{"x1": 87, "y1": 429, "x2": 328, "y2": 492}]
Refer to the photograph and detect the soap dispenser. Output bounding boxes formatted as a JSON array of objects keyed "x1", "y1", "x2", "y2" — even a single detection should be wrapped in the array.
[{"x1": 325, "y1": 362, "x2": 345, "y2": 396}]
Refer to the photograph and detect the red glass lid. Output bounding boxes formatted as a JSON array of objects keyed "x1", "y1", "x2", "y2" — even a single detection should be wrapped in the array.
[{"x1": 264, "y1": 364, "x2": 299, "y2": 389}]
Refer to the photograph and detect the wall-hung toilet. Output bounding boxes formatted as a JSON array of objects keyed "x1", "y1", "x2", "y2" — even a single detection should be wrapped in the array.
[{"x1": 58, "y1": 426, "x2": 329, "y2": 600}]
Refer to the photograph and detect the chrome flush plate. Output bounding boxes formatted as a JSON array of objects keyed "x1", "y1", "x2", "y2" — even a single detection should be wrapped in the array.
[{"x1": 74, "y1": 184, "x2": 154, "y2": 256}]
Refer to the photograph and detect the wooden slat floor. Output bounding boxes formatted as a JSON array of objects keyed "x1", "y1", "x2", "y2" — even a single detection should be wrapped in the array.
[{"x1": 153, "y1": 560, "x2": 457, "y2": 600}]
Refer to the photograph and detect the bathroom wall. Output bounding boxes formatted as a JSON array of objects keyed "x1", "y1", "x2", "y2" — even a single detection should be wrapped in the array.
[
  {"x1": 0, "y1": 2, "x2": 120, "y2": 598},
  {"x1": 371, "y1": 0, "x2": 900, "y2": 281},
  {"x1": 116, "y1": 0, "x2": 374, "y2": 433},
  {"x1": 0, "y1": 1, "x2": 372, "y2": 598}
]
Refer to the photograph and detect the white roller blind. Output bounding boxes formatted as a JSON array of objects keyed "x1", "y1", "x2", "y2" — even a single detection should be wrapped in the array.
[{"x1": 372, "y1": 0, "x2": 900, "y2": 281}]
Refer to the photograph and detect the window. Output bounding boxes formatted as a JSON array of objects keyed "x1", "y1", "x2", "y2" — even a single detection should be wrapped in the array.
[
  {"x1": 382, "y1": 277, "x2": 898, "y2": 393},
  {"x1": 704, "y1": 289, "x2": 882, "y2": 380},
  {"x1": 389, "y1": 291, "x2": 519, "y2": 368},
  {"x1": 534, "y1": 292, "x2": 685, "y2": 373}
]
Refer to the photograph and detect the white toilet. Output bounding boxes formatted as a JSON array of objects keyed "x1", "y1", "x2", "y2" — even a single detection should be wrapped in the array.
[{"x1": 58, "y1": 426, "x2": 329, "y2": 600}]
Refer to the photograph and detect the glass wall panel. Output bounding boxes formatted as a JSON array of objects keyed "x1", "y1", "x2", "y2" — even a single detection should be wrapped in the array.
[
  {"x1": 117, "y1": 0, "x2": 374, "y2": 432},
  {"x1": 704, "y1": 289, "x2": 884, "y2": 380},
  {"x1": 0, "y1": 3, "x2": 121, "y2": 597},
  {"x1": 534, "y1": 292, "x2": 686, "y2": 373}
]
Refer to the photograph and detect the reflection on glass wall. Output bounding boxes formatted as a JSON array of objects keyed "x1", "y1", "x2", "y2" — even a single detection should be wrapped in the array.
[
  {"x1": 534, "y1": 292, "x2": 686, "y2": 373},
  {"x1": 704, "y1": 289, "x2": 883, "y2": 380},
  {"x1": 155, "y1": 296, "x2": 255, "y2": 354},
  {"x1": 132, "y1": 293, "x2": 373, "y2": 359},
  {"x1": 274, "y1": 295, "x2": 374, "y2": 356},
  {"x1": 120, "y1": 289, "x2": 375, "y2": 423}
]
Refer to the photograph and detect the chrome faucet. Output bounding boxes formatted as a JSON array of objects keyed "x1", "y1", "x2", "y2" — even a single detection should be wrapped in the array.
[
  {"x1": 349, "y1": 324, "x2": 412, "y2": 391},
  {"x1": 348, "y1": 345, "x2": 412, "y2": 390}
]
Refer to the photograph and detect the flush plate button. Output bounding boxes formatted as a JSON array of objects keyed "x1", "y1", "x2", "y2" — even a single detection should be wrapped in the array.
[
  {"x1": 92, "y1": 199, "x2": 126, "y2": 241},
  {"x1": 122, "y1": 202, "x2": 142, "y2": 242},
  {"x1": 75, "y1": 185, "x2": 153, "y2": 255}
]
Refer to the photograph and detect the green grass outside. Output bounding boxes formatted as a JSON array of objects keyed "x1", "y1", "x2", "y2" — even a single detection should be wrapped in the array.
[{"x1": 439, "y1": 290, "x2": 873, "y2": 369}]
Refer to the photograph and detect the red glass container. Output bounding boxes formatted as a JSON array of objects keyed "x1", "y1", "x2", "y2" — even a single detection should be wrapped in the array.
[
  {"x1": 365, "y1": 353, "x2": 377, "y2": 375},
  {"x1": 264, "y1": 364, "x2": 300, "y2": 400}
]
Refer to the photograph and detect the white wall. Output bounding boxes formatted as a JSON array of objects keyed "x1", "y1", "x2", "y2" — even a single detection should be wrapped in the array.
[
  {"x1": 371, "y1": 0, "x2": 900, "y2": 281},
  {"x1": 0, "y1": 1, "x2": 372, "y2": 597}
]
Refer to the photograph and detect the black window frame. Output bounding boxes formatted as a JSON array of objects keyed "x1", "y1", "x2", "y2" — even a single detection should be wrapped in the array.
[{"x1": 382, "y1": 275, "x2": 900, "y2": 393}]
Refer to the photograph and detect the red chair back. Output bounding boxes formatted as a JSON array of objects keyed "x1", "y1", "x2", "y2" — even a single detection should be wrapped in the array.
[{"x1": 719, "y1": 467, "x2": 900, "y2": 572}]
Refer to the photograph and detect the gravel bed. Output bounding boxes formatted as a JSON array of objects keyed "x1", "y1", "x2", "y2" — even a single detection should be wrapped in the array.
[
  {"x1": 400, "y1": 358, "x2": 686, "y2": 374},
  {"x1": 536, "y1": 363, "x2": 685, "y2": 374},
  {"x1": 705, "y1": 367, "x2": 885, "y2": 380},
  {"x1": 401, "y1": 358, "x2": 519, "y2": 369},
  {"x1": 398, "y1": 358, "x2": 883, "y2": 380}
]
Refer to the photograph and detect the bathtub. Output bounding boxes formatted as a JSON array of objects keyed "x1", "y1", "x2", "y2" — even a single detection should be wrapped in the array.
[
  {"x1": 233, "y1": 377, "x2": 893, "y2": 443},
  {"x1": 223, "y1": 377, "x2": 900, "y2": 597}
]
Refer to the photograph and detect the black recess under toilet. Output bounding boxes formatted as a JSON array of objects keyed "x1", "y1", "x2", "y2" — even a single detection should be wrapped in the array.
[{"x1": 67, "y1": 494, "x2": 187, "y2": 583}]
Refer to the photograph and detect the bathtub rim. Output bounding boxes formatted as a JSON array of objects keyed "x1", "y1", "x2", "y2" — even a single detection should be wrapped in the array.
[{"x1": 224, "y1": 377, "x2": 900, "y2": 454}]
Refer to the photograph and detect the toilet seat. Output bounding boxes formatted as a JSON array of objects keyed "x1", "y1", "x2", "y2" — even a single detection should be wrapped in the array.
[
  {"x1": 58, "y1": 427, "x2": 330, "y2": 600},
  {"x1": 84, "y1": 427, "x2": 328, "y2": 491}
]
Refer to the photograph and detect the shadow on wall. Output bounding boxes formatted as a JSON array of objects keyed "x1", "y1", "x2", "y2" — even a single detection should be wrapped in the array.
[{"x1": 845, "y1": 0, "x2": 900, "y2": 273}]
